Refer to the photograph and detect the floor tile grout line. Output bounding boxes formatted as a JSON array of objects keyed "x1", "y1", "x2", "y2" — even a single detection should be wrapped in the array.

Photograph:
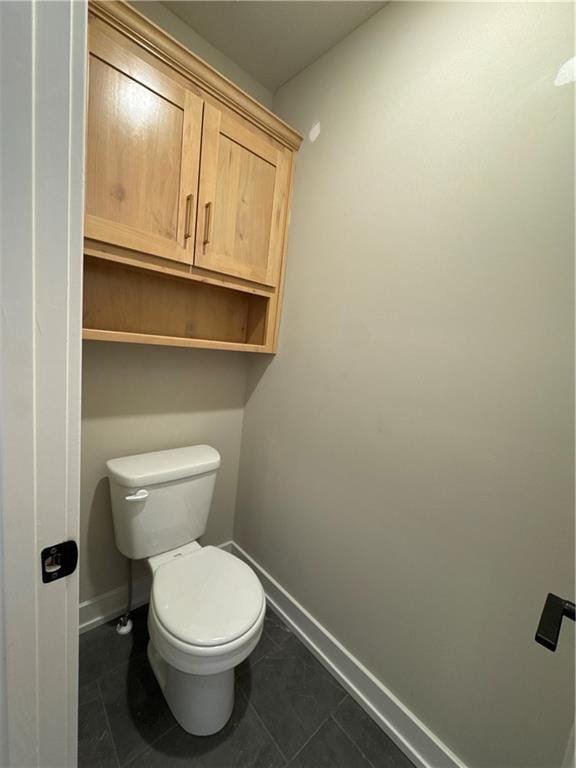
[
  {"x1": 262, "y1": 620, "x2": 294, "y2": 650},
  {"x1": 335, "y1": 688, "x2": 348, "y2": 708},
  {"x1": 122, "y1": 724, "x2": 180, "y2": 768},
  {"x1": 81, "y1": 609, "x2": 356, "y2": 768},
  {"x1": 291, "y1": 638, "x2": 347, "y2": 701},
  {"x1": 96, "y1": 678, "x2": 122, "y2": 768},
  {"x1": 82, "y1": 609, "x2": 292, "y2": 689},
  {"x1": 330, "y1": 712, "x2": 380, "y2": 768},
  {"x1": 240, "y1": 626, "x2": 344, "y2": 765},
  {"x1": 263, "y1": 626, "x2": 281, "y2": 650},
  {"x1": 237, "y1": 625, "x2": 283, "y2": 680},
  {"x1": 95, "y1": 653, "x2": 179, "y2": 768},
  {"x1": 331, "y1": 700, "x2": 416, "y2": 768},
  {"x1": 78, "y1": 684, "x2": 101, "y2": 707},
  {"x1": 235, "y1": 606, "x2": 292, "y2": 681},
  {"x1": 284, "y1": 716, "x2": 330, "y2": 765},
  {"x1": 246, "y1": 699, "x2": 290, "y2": 766}
]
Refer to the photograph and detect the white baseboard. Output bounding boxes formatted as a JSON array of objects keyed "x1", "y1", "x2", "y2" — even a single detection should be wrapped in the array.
[
  {"x1": 79, "y1": 539, "x2": 465, "y2": 768},
  {"x1": 79, "y1": 577, "x2": 152, "y2": 634},
  {"x1": 232, "y1": 542, "x2": 466, "y2": 768}
]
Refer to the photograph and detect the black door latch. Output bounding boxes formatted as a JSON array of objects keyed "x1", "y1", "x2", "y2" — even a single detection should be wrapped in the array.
[
  {"x1": 40, "y1": 540, "x2": 78, "y2": 584},
  {"x1": 535, "y1": 593, "x2": 575, "y2": 652}
]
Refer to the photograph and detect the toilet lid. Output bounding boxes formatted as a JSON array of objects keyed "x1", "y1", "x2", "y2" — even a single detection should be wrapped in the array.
[{"x1": 151, "y1": 547, "x2": 264, "y2": 648}]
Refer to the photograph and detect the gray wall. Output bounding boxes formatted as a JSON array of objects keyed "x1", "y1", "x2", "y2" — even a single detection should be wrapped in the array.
[
  {"x1": 81, "y1": 343, "x2": 247, "y2": 600},
  {"x1": 79, "y1": 4, "x2": 266, "y2": 605},
  {"x1": 132, "y1": 1, "x2": 273, "y2": 107},
  {"x1": 235, "y1": 3, "x2": 575, "y2": 767}
]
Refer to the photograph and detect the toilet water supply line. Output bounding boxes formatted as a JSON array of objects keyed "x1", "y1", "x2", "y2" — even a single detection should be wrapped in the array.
[
  {"x1": 116, "y1": 488, "x2": 149, "y2": 634},
  {"x1": 116, "y1": 559, "x2": 134, "y2": 635}
]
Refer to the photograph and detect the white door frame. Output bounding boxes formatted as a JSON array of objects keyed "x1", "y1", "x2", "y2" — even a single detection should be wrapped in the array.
[{"x1": 0, "y1": 1, "x2": 87, "y2": 765}]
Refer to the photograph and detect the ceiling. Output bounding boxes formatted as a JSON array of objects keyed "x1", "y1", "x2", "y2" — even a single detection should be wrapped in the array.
[{"x1": 163, "y1": 2, "x2": 386, "y2": 91}]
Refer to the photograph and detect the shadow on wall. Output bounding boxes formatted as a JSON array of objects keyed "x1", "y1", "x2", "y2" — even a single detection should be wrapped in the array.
[
  {"x1": 82, "y1": 341, "x2": 252, "y2": 418},
  {"x1": 245, "y1": 354, "x2": 275, "y2": 401},
  {"x1": 80, "y1": 341, "x2": 271, "y2": 603},
  {"x1": 85, "y1": 476, "x2": 133, "y2": 598}
]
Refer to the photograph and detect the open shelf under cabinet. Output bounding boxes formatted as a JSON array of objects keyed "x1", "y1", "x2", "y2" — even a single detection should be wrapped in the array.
[{"x1": 82, "y1": 256, "x2": 273, "y2": 353}]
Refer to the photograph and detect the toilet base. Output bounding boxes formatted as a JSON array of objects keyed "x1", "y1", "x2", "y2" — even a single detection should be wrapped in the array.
[{"x1": 148, "y1": 641, "x2": 234, "y2": 736}]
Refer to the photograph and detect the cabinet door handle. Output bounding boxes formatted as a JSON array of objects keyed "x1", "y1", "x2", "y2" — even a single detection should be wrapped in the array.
[
  {"x1": 203, "y1": 202, "x2": 213, "y2": 246},
  {"x1": 184, "y1": 193, "x2": 194, "y2": 240}
]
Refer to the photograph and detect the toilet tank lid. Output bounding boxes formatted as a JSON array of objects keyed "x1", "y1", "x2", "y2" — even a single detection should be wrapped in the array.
[{"x1": 106, "y1": 445, "x2": 220, "y2": 487}]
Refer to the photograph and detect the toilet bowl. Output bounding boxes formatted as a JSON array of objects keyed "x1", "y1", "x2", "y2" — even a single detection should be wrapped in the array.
[
  {"x1": 106, "y1": 445, "x2": 265, "y2": 735},
  {"x1": 146, "y1": 542, "x2": 265, "y2": 734}
]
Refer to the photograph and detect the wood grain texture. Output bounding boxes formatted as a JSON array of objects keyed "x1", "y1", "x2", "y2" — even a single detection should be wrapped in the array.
[
  {"x1": 270, "y1": 149, "x2": 297, "y2": 351},
  {"x1": 82, "y1": 328, "x2": 271, "y2": 353},
  {"x1": 195, "y1": 103, "x2": 288, "y2": 287},
  {"x1": 84, "y1": 1, "x2": 299, "y2": 353},
  {"x1": 89, "y1": 22, "x2": 184, "y2": 107},
  {"x1": 86, "y1": 54, "x2": 183, "y2": 241},
  {"x1": 88, "y1": 0, "x2": 302, "y2": 151},
  {"x1": 220, "y1": 111, "x2": 280, "y2": 165},
  {"x1": 85, "y1": 34, "x2": 203, "y2": 264},
  {"x1": 84, "y1": 240, "x2": 275, "y2": 296},
  {"x1": 178, "y1": 90, "x2": 203, "y2": 261},
  {"x1": 83, "y1": 257, "x2": 269, "y2": 347}
]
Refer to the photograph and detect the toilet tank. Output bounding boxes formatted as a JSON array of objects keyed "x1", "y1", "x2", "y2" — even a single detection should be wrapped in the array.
[{"x1": 106, "y1": 445, "x2": 221, "y2": 560}]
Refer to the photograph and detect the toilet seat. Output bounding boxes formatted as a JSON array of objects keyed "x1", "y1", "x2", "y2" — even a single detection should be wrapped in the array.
[
  {"x1": 152, "y1": 546, "x2": 264, "y2": 647},
  {"x1": 148, "y1": 546, "x2": 266, "y2": 675}
]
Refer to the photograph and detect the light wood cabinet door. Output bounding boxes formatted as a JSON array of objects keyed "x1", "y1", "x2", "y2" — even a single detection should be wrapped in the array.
[
  {"x1": 195, "y1": 104, "x2": 291, "y2": 286},
  {"x1": 85, "y1": 26, "x2": 203, "y2": 264}
]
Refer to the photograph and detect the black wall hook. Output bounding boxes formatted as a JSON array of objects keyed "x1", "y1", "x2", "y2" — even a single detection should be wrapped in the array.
[{"x1": 535, "y1": 593, "x2": 575, "y2": 652}]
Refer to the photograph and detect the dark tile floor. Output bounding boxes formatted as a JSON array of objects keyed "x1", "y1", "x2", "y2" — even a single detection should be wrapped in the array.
[{"x1": 79, "y1": 603, "x2": 415, "y2": 768}]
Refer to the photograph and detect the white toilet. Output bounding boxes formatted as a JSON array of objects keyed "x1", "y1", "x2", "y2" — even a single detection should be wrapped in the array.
[{"x1": 106, "y1": 445, "x2": 265, "y2": 736}]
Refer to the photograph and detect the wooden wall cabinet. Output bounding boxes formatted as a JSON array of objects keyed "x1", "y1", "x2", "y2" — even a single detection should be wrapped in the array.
[
  {"x1": 83, "y1": 1, "x2": 301, "y2": 353},
  {"x1": 86, "y1": 26, "x2": 203, "y2": 266},
  {"x1": 195, "y1": 106, "x2": 291, "y2": 287}
]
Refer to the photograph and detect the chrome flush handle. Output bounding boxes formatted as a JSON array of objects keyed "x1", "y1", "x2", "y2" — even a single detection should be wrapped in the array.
[{"x1": 125, "y1": 489, "x2": 149, "y2": 502}]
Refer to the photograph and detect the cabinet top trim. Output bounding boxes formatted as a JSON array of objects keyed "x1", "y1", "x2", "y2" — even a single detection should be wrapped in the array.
[{"x1": 89, "y1": 0, "x2": 303, "y2": 151}]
